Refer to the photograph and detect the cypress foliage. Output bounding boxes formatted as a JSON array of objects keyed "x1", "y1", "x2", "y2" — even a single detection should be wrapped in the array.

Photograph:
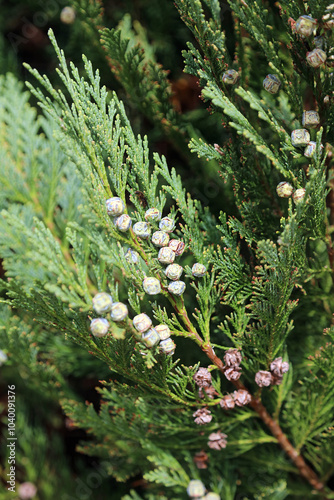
[{"x1": 1, "y1": 1, "x2": 334, "y2": 498}]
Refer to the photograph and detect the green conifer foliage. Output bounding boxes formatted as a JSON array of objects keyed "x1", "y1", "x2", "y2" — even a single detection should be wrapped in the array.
[{"x1": 1, "y1": 1, "x2": 334, "y2": 498}]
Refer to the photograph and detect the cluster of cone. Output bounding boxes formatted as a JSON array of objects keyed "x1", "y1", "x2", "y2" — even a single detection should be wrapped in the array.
[
  {"x1": 191, "y1": 350, "x2": 253, "y2": 426},
  {"x1": 264, "y1": 12, "x2": 332, "y2": 202},
  {"x1": 132, "y1": 313, "x2": 176, "y2": 355},
  {"x1": 192, "y1": 352, "x2": 290, "y2": 415},
  {"x1": 89, "y1": 293, "x2": 176, "y2": 355},
  {"x1": 90, "y1": 292, "x2": 128, "y2": 338},
  {"x1": 255, "y1": 357, "x2": 290, "y2": 387},
  {"x1": 105, "y1": 197, "x2": 207, "y2": 297}
]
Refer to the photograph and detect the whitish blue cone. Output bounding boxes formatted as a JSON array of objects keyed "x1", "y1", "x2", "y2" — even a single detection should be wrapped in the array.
[
  {"x1": 115, "y1": 214, "x2": 132, "y2": 232},
  {"x1": 141, "y1": 328, "x2": 160, "y2": 347},
  {"x1": 192, "y1": 263, "x2": 207, "y2": 277},
  {"x1": 165, "y1": 263, "x2": 183, "y2": 280},
  {"x1": 92, "y1": 293, "x2": 113, "y2": 314},
  {"x1": 159, "y1": 338, "x2": 176, "y2": 355},
  {"x1": 144, "y1": 208, "x2": 161, "y2": 222},
  {"x1": 158, "y1": 247, "x2": 175, "y2": 264},
  {"x1": 168, "y1": 281, "x2": 186, "y2": 295},
  {"x1": 151, "y1": 231, "x2": 169, "y2": 247},
  {"x1": 106, "y1": 197, "x2": 125, "y2": 216},
  {"x1": 155, "y1": 324, "x2": 171, "y2": 340},
  {"x1": 133, "y1": 221, "x2": 151, "y2": 239},
  {"x1": 187, "y1": 480, "x2": 206, "y2": 498},
  {"x1": 133, "y1": 313, "x2": 152, "y2": 333},
  {"x1": 159, "y1": 217, "x2": 175, "y2": 233},
  {"x1": 143, "y1": 277, "x2": 161, "y2": 295},
  {"x1": 110, "y1": 302, "x2": 128, "y2": 321},
  {"x1": 125, "y1": 248, "x2": 139, "y2": 264},
  {"x1": 292, "y1": 188, "x2": 306, "y2": 204},
  {"x1": 90, "y1": 318, "x2": 109, "y2": 337}
]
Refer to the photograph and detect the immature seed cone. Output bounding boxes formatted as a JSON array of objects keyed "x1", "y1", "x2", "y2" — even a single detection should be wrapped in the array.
[
  {"x1": 115, "y1": 213, "x2": 132, "y2": 232},
  {"x1": 276, "y1": 181, "x2": 294, "y2": 198},
  {"x1": 169, "y1": 239, "x2": 185, "y2": 256},
  {"x1": 193, "y1": 367, "x2": 212, "y2": 388},
  {"x1": 302, "y1": 110, "x2": 320, "y2": 129},
  {"x1": 223, "y1": 349, "x2": 242, "y2": 367},
  {"x1": 208, "y1": 431, "x2": 228, "y2": 450},
  {"x1": 125, "y1": 248, "x2": 139, "y2": 264},
  {"x1": 155, "y1": 324, "x2": 171, "y2": 340},
  {"x1": 224, "y1": 366, "x2": 242, "y2": 381},
  {"x1": 133, "y1": 221, "x2": 151, "y2": 239},
  {"x1": 198, "y1": 386, "x2": 218, "y2": 399},
  {"x1": 219, "y1": 394, "x2": 235, "y2": 410},
  {"x1": 143, "y1": 277, "x2": 161, "y2": 295},
  {"x1": 222, "y1": 69, "x2": 239, "y2": 84},
  {"x1": 159, "y1": 338, "x2": 176, "y2": 355},
  {"x1": 110, "y1": 302, "x2": 128, "y2": 321},
  {"x1": 255, "y1": 370, "x2": 273, "y2": 387},
  {"x1": 186, "y1": 479, "x2": 206, "y2": 498},
  {"x1": 92, "y1": 292, "x2": 113, "y2": 314},
  {"x1": 158, "y1": 247, "x2": 175, "y2": 264},
  {"x1": 292, "y1": 188, "x2": 306, "y2": 204},
  {"x1": 193, "y1": 407, "x2": 212, "y2": 425},
  {"x1": 141, "y1": 328, "x2": 160, "y2": 348},
  {"x1": 151, "y1": 230, "x2": 169, "y2": 247},
  {"x1": 144, "y1": 207, "x2": 161, "y2": 221},
  {"x1": 105, "y1": 196, "x2": 125, "y2": 216},
  {"x1": 270, "y1": 357, "x2": 290, "y2": 376},
  {"x1": 306, "y1": 48, "x2": 327, "y2": 68},
  {"x1": 233, "y1": 389, "x2": 251, "y2": 406},
  {"x1": 159, "y1": 216, "x2": 175, "y2": 232},
  {"x1": 193, "y1": 450, "x2": 209, "y2": 469},
  {"x1": 192, "y1": 263, "x2": 207, "y2": 277},
  {"x1": 90, "y1": 318, "x2": 109, "y2": 338},
  {"x1": 305, "y1": 142, "x2": 324, "y2": 160},
  {"x1": 295, "y1": 15, "x2": 317, "y2": 37},
  {"x1": 165, "y1": 263, "x2": 183, "y2": 280},
  {"x1": 133, "y1": 313, "x2": 152, "y2": 333},
  {"x1": 291, "y1": 129, "x2": 310, "y2": 147},
  {"x1": 263, "y1": 74, "x2": 281, "y2": 94},
  {"x1": 168, "y1": 280, "x2": 186, "y2": 295}
]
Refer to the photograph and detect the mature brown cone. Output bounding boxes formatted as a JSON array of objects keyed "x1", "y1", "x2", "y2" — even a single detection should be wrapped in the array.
[
  {"x1": 223, "y1": 349, "x2": 242, "y2": 367},
  {"x1": 193, "y1": 407, "x2": 212, "y2": 425},
  {"x1": 219, "y1": 394, "x2": 235, "y2": 410},
  {"x1": 193, "y1": 367, "x2": 212, "y2": 388},
  {"x1": 224, "y1": 366, "x2": 242, "y2": 381},
  {"x1": 255, "y1": 370, "x2": 273, "y2": 387},
  {"x1": 208, "y1": 431, "x2": 228, "y2": 450}
]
